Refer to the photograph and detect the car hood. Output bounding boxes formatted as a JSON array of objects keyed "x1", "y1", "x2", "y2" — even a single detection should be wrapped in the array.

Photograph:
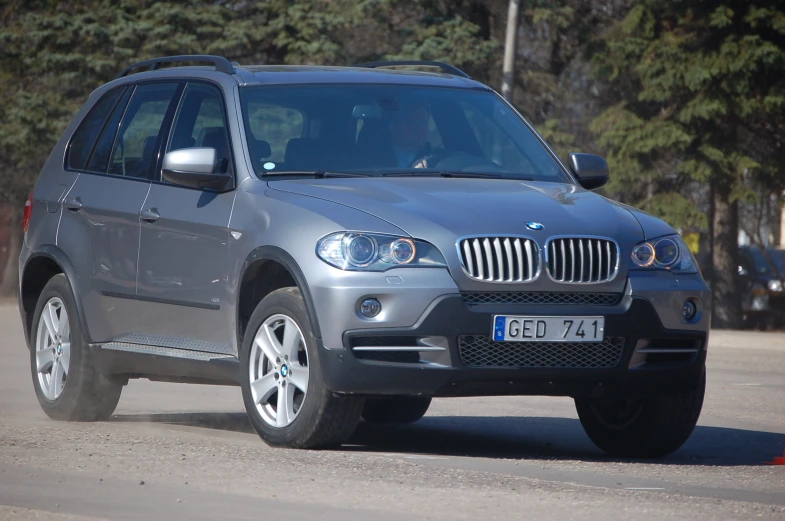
[{"x1": 268, "y1": 178, "x2": 645, "y2": 242}]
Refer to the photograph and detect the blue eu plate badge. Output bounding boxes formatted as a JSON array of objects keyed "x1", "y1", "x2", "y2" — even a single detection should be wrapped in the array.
[{"x1": 494, "y1": 316, "x2": 506, "y2": 341}]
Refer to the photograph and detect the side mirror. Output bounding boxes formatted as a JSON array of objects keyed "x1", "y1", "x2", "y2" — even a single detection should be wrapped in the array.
[
  {"x1": 161, "y1": 148, "x2": 231, "y2": 190},
  {"x1": 568, "y1": 153, "x2": 609, "y2": 190}
]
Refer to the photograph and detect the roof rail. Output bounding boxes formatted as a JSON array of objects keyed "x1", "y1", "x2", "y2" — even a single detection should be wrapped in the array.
[
  {"x1": 115, "y1": 55, "x2": 236, "y2": 80},
  {"x1": 355, "y1": 60, "x2": 470, "y2": 79}
]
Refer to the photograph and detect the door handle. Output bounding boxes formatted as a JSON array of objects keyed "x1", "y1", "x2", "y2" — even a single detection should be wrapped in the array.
[
  {"x1": 141, "y1": 208, "x2": 160, "y2": 223},
  {"x1": 65, "y1": 197, "x2": 82, "y2": 211}
]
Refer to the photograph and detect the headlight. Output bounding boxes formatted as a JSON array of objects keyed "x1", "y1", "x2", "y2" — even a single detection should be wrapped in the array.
[
  {"x1": 768, "y1": 279, "x2": 783, "y2": 292},
  {"x1": 316, "y1": 232, "x2": 447, "y2": 271},
  {"x1": 630, "y1": 234, "x2": 697, "y2": 274}
]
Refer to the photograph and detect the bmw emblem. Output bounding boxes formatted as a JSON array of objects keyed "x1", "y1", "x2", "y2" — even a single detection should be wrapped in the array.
[
  {"x1": 280, "y1": 364, "x2": 289, "y2": 377},
  {"x1": 525, "y1": 222, "x2": 544, "y2": 231}
]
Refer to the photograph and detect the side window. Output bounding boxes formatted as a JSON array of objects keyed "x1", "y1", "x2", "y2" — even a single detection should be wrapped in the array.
[
  {"x1": 66, "y1": 88, "x2": 125, "y2": 170},
  {"x1": 168, "y1": 83, "x2": 232, "y2": 174},
  {"x1": 85, "y1": 88, "x2": 132, "y2": 173},
  {"x1": 108, "y1": 83, "x2": 179, "y2": 180}
]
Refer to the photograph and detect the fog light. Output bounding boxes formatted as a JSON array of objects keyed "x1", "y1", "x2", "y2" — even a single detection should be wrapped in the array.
[
  {"x1": 360, "y1": 298, "x2": 382, "y2": 318},
  {"x1": 682, "y1": 300, "x2": 697, "y2": 321}
]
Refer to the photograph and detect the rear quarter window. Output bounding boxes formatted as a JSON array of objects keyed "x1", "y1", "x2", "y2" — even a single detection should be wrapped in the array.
[{"x1": 66, "y1": 88, "x2": 125, "y2": 170}]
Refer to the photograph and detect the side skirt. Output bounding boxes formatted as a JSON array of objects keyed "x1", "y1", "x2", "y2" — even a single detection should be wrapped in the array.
[{"x1": 91, "y1": 342, "x2": 241, "y2": 386}]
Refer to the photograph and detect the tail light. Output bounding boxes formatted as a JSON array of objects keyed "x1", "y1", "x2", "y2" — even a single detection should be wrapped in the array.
[{"x1": 23, "y1": 191, "x2": 33, "y2": 233}]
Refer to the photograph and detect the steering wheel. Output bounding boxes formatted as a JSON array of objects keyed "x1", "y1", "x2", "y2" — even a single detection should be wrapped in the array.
[
  {"x1": 409, "y1": 149, "x2": 465, "y2": 169},
  {"x1": 410, "y1": 150, "x2": 502, "y2": 172}
]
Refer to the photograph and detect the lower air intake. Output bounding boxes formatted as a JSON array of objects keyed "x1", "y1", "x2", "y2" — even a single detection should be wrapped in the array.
[
  {"x1": 461, "y1": 292, "x2": 623, "y2": 307},
  {"x1": 458, "y1": 336, "x2": 625, "y2": 369}
]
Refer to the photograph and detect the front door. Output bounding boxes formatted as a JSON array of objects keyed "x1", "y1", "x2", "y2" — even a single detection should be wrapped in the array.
[{"x1": 133, "y1": 82, "x2": 235, "y2": 354}]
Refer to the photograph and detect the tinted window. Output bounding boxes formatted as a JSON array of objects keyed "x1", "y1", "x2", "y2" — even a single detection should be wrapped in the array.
[
  {"x1": 108, "y1": 83, "x2": 179, "y2": 180},
  {"x1": 67, "y1": 88, "x2": 124, "y2": 170},
  {"x1": 245, "y1": 104, "x2": 303, "y2": 163},
  {"x1": 239, "y1": 84, "x2": 568, "y2": 182},
  {"x1": 764, "y1": 249, "x2": 785, "y2": 275},
  {"x1": 85, "y1": 88, "x2": 132, "y2": 173},
  {"x1": 168, "y1": 83, "x2": 231, "y2": 174},
  {"x1": 747, "y1": 247, "x2": 777, "y2": 275},
  {"x1": 460, "y1": 102, "x2": 550, "y2": 175}
]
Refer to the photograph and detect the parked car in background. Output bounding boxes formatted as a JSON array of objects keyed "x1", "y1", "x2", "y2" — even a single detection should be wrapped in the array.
[{"x1": 739, "y1": 245, "x2": 785, "y2": 329}]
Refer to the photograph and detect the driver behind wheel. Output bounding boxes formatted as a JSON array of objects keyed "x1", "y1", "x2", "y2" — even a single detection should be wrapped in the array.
[{"x1": 388, "y1": 100, "x2": 433, "y2": 168}]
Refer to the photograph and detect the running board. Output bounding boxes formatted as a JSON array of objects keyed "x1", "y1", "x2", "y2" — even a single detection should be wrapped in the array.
[
  {"x1": 101, "y1": 342, "x2": 235, "y2": 360},
  {"x1": 93, "y1": 342, "x2": 240, "y2": 386}
]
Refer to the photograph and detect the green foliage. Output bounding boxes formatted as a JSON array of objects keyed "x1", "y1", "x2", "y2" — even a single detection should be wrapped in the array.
[
  {"x1": 590, "y1": 0, "x2": 785, "y2": 228},
  {"x1": 529, "y1": 6, "x2": 575, "y2": 30},
  {"x1": 537, "y1": 119, "x2": 575, "y2": 158},
  {"x1": 638, "y1": 192, "x2": 708, "y2": 231},
  {"x1": 391, "y1": 16, "x2": 498, "y2": 72}
]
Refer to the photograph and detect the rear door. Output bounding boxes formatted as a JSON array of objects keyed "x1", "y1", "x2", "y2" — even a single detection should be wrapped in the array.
[
  {"x1": 133, "y1": 82, "x2": 235, "y2": 354},
  {"x1": 57, "y1": 82, "x2": 182, "y2": 342}
]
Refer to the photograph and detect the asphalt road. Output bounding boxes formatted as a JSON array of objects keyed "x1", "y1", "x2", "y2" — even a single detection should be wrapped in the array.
[{"x1": 0, "y1": 303, "x2": 783, "y2": 520}]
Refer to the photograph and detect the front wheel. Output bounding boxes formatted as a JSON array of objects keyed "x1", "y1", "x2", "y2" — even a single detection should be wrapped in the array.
[
  {"x1": 575, "y1": 369, "x2": 705, "y2": 458},
  {"x1": 240, "y1": 287, "x2": 364, "y2": 449}
]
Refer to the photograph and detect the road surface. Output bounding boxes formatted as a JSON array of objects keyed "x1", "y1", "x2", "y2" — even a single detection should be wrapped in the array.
[{"x1": 0, "y1": 303, "x2": 783, "y2": 520}]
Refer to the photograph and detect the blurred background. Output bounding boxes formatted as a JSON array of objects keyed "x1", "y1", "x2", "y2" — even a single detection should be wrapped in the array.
[{"x1": 0, "y1": 0, "x2": 783, "y2": 330}]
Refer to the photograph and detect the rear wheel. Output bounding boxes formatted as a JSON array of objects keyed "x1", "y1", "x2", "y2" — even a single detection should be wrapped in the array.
[
  {"x1": 575, "y1": 368, "x2": 705, "y2": 458},
  {"x1": 30, "y1": 275, "x2": 122, "y2": 421},
  {"x1": 240, "y1": 287, "x2": 364, "y2": 448},
  {"x1": 362, "y1": 396, "x2": 432, "y2": 424}
]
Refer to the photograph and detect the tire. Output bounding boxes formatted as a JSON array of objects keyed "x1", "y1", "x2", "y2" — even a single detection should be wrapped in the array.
[
  {"x1": 362, "y1": 396, "x2": 432, "y2": 424},
  {"x1": 575, "y1": 368, "x2": 706, "y2": 458},
  {"x1": 30, "y1": 274, "x2": 122, "y2": 421},
  {"x1": 240, "y1": 287, "x2": 364, "y2": 449}
]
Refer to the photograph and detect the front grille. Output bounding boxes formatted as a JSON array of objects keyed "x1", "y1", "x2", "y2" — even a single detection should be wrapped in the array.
[
  {"x1": 546, "y1": 237, "x2": 619, "y2": 284},
  {"x1": 459, "y1": 237, "x2": 539, "y2": 282},
  {"x1": 461, "y1": 292, "x2": 623, "y2": 307},
  {"x1": 458, "y1": 335, "x2": 625, "y2": 368}
]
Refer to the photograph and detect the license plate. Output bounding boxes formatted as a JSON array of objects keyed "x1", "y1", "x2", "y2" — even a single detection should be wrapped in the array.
[{"x1": 492, "y1": 316, "x2": 604, "y2": 343}]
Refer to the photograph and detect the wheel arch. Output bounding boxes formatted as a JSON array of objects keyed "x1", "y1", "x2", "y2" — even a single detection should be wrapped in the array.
[
  {"x1": 20, "y1": 245, "x2": 93, "y2": 349},
  {"x1": 237, "y1": 246, "x2": 322, "y2": 349}
]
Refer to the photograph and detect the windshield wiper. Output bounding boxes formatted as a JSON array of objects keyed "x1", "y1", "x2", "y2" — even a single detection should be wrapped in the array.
[
  {"x1": 262, "y1": 170, "x2": 372, "y2": 178},
  {"x1": 380, "y1": 171, "x2": 511, "y2": 179},
  {"x1": 439, "y1": 171, "x2": 506, "y2": 179}
]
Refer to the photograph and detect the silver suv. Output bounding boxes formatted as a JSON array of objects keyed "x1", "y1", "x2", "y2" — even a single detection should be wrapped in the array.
[{"x1": 18, "y1": 55, "x2": 710, "y2": 457}]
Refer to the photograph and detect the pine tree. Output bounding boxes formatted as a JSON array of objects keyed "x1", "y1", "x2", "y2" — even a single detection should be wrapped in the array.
[{"x1": 589, "y1": 0, "x2": 785, "y2": 328}]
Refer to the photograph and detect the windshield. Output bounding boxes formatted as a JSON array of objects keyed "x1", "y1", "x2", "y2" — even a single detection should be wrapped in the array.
[
  {"x1": 744, "y1": 247, "x2": 785, "y2": 276},
  {"x1": 766, "y1": 249, "x2": 785, "y2": 275},
  {"x1": 239, "y1": 84, "x2": 569, "y2": 182}
]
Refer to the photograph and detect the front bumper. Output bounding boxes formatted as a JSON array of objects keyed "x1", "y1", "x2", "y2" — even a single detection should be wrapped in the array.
[{"x1": 319, "y1": 294, "x2": 708, "y2": 399}]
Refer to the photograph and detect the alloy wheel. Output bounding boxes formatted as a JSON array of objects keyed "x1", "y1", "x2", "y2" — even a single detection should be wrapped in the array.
[
  {"x1": 35, "y1": 297, "x2": 71, "y2": 401},
  {"x1": 248, "y1": 314, "x2": 309, "y2": 428}
]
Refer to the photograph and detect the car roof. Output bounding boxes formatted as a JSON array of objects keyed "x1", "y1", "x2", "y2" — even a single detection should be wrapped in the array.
[
  {"x1": 110, "y1": 55, "x2": 489, "y2": 90},
  {"x1": 233, "y1": 65, "x2": 487, "y2": 89}
]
